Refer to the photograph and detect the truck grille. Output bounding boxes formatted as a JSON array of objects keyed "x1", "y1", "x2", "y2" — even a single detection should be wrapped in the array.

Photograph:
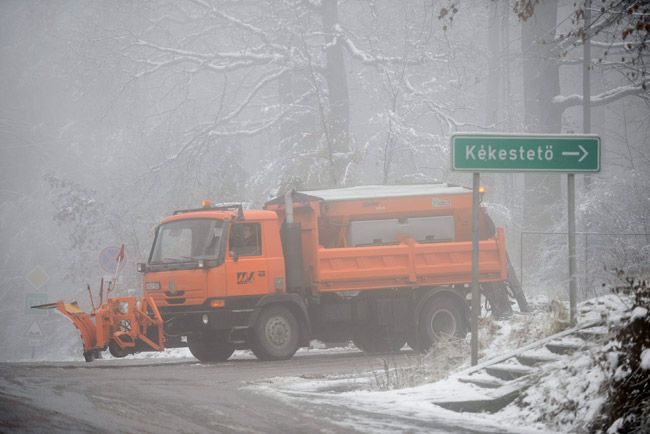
[{"x1": 150, "y1": 288, "x2": 206, "y2": 307}]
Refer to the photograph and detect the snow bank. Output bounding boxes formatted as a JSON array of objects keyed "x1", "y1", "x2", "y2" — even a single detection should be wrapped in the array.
[
  {"x1": 641, "y1": 349, "x2": 650, "y2": 370},
  {"x1": 261, "y1": 294, "x2": 630, "y2": 433}
]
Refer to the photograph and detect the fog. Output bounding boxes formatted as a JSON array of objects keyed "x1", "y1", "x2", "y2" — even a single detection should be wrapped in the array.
[{"x1": 1, "y1": 0, "x2": 648, "y2": 361}]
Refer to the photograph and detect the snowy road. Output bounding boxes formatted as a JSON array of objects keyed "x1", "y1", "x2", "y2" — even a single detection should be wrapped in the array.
[{"x1": 0, "y1": 350, "x2": 509, "y2": 434}]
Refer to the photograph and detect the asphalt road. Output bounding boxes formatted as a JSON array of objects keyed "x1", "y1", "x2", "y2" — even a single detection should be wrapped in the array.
[
  {"x1": 0, "y1": 349, "x2": 518, "y2": 434},
  {"x1": 0, "y1": 349, "x2": 412, "y2": 434}
]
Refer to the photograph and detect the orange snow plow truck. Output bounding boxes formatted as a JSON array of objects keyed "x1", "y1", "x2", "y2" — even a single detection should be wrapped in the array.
[{"x1": 36, "y1": 184, "x2": 527, "y2": 362}]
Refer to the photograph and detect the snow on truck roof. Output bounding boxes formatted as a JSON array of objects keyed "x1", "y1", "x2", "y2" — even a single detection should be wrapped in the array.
[{"x1": 296, "y1": 183, "x2": 470, "y2": 202}]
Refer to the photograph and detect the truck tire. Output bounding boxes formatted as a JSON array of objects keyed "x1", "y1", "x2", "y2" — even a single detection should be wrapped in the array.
[
  {"x1": 352, "y1": 327, "x2": 406, "y2": 354},
  {"x1": 418, "y1": 297, "x2": 467, "y2": 351},
  {"x1": 83, "y1": 349, "x2": 101, "y2": 362},
  {"x1": 109, "y1": 340, "x2": 129, "y2": 358},
  {"x1": 251, "y1": 305, "x2": 299, "y2": 361},
  {"x1": 188, "y1": 331, "x2": 235, "y2": 362}
]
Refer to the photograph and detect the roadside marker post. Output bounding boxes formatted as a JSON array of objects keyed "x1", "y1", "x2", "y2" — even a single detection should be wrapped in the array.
[{"x1": 451, "y1": 133, "x2": 601, "y2": 365}]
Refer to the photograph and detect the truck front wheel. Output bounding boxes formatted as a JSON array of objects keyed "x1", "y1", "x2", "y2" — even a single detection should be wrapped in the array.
[
  {"x1": 251, "y1": 305, "x2": 300, "y2": 361},
  {"x1": 108, "y1": 340, "x2": 129, "y2": 358},
  {"x1": 188, "y1": 331, "x2": 235, "y2": 362}
]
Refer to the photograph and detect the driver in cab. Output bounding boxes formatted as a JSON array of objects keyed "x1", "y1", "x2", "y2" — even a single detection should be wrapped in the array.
[{"x1": 230, "y1": 224, "x2": 261, "y2": 257}]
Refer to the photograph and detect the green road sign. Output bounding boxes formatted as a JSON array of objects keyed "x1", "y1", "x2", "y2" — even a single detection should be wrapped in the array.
[{"x1": 451, "y1": 134, "x2": 600, "y2": 172}]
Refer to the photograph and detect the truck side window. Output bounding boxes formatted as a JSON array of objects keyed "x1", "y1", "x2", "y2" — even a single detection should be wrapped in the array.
[{"x1": 229, "y1": 223, "x2": 262, "y2": 257}]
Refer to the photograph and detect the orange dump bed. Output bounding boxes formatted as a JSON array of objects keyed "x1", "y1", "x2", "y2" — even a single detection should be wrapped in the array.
[
  {"x1": 316, "y1": 228, "x2": 507, "y2": 292},
  {"x1": 266, "y1": 184, "x2": 507, "y2": 293}
]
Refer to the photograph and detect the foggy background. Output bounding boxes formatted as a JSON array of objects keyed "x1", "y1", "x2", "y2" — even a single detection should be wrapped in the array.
[{"x1": 1, "y1": 0, "x2": 648, "y2": 361}]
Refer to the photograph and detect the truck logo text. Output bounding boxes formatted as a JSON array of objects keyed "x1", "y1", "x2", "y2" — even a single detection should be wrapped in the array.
[{"x1": 236, "y1": 272, "x2": 255, "y2": 285}]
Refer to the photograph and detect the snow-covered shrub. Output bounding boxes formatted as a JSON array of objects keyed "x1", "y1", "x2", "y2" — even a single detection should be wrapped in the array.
[
  {"x1": 370, "y1": 336, "x2": 469, "y2": 390},
  {"x1": 512, "y1": 351, "x2": 608, "y2": 433},
  {"x1": 591, "y1": 278, "x2": 650, "y2": 433}
]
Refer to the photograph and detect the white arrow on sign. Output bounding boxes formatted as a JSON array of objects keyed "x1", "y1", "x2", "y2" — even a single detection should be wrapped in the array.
[{"x1": 561, "y1": 145, "x2": 589, "y2": 163}]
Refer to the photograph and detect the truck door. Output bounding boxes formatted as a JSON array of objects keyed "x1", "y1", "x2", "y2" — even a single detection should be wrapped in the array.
[{"x1": 225, "y1": 222, "x2": 271, "y2": 297}]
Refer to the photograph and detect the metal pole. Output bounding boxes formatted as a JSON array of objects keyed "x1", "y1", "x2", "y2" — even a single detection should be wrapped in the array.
[
  {"x1": 284, "y1": 190, "x2": 294, "y2": 224},
  {"x1": 586, "y1": 233, "x2": 591, "y2": 296},
  {"x1": 568, "y1": 174, "x2": 577, "y2": 325},
  {"x1": 583, "y1": 233, "x2": 588, "y2": 295},
  {"x1": 519, "y1": 232, "x2": 524, "y2": 290},
  {"x1": 471, "y1": 172, "x2": 480, "y2": 366}
]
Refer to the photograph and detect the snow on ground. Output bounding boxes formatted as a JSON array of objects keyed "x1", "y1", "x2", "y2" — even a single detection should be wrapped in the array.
[
  {"x1": 18, "y1": 339, "x2": 359, "y2": 363},
  {"x1": 642, "y1": 349, "x2": 650, "y2": 370},
  {"x1": 14, "y1": 293, "x2": 633, "y2": 432},
  {"x1": 257, "y1": 294, "x2": 630, "y2": 433},
  {"x1": 115, "y1": 340, "x2": 359, "y2": 361}
]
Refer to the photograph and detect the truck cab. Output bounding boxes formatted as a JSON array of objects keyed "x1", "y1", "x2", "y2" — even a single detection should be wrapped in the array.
[
  {"x1": 141, "y1": 205, "x2": 306, "y2": 361},
  {"x1": 144, "y1": 208, "x2": 285, "y2": 305}
]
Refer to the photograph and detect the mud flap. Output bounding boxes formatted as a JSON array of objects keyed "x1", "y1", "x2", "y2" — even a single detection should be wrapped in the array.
[
  {"x1": 482, "y1": 282, "x2": 513, "y2": 319},
  {"x1": 505, "y1": 254, "x2": 529, "y2": 312}
]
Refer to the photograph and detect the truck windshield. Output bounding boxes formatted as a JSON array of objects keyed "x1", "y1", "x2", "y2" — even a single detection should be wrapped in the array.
[{"x1": 150, "y1": 219, "x2": 225, "y2": 266}]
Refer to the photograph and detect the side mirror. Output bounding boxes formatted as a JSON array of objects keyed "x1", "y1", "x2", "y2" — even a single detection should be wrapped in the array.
[
  {"x1": 137, "y1": 263, "x2": 147, "y2": 273},
  {"x1": 230, "y1": 251, "x2": 239, "y2": 262}
]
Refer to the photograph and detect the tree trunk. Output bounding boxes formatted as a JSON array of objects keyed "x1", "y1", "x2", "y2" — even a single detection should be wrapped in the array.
[
  {"x1": 486, "y1": 0, "x2": 500, "y2": 127},
  {"x1": 322, "y1": 0, "x2": 350, "y2": 186},
  {"x1": 483, "y1": 0, "x2": 502, "y2": 202},
  {"x1": 521, "y1": 0, "x2": 562, "y2": 232},
  {"x1": 583, "y1": 0, "x2": 592, "y2": 190}
]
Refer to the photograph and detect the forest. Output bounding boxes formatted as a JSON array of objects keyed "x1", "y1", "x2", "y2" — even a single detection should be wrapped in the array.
[{"x1": 1, "y1": 0, "x2": 648, "y2": 360}]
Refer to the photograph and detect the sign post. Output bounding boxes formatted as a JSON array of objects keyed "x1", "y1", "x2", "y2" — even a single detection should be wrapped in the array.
[
  {"x1": 568, "y1": 174, "x2": 577, "y2": 324},
  {"x1": 451, "y1": 133, "x2": 601, "y2": 364},
  {"x1": 471, "y1": 172, "x2": 480, "y2": 366}
]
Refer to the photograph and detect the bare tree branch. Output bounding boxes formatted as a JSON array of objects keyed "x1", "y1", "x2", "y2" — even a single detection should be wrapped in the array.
[{"x1": 553, "y1": 80, "x2": 649, "y2": 110}]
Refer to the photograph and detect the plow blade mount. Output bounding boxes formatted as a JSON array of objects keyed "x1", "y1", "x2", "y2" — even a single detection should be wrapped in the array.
[{"x1": 33, "y1": 296, "x2": 165, "y2": 362}]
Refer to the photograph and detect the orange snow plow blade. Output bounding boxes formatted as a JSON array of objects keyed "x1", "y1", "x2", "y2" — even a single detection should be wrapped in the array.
[{"x1": 32, "y1": 296, "x2": 165, "y2": 362}]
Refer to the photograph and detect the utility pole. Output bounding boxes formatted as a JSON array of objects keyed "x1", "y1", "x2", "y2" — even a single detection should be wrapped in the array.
[{"x1": 569, "y1": 0, "x2": 592, "y2": 324}]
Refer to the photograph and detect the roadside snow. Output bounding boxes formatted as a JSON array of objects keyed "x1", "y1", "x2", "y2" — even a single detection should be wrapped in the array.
[
  {"x1": 260, "y1": 294, "x2": 629, "y2": 433},
  {"x1": 630, "y1": 306, "x2": 648, "y2": 320},
  {"x1": 498, "y1": 352, "x2": 608, "y2": 432},
  {"x1": 641, "y1": 348, "x2": 650, "y2": 370},
  {"x1": 123, "y1": 342, "x2": 358, "y2": 361}
]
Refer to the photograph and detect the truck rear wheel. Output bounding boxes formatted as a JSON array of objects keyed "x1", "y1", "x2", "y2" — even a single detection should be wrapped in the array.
[
  {"x1": 417, "y1": 297, "x2": 467, "y2": 351},
  {"x1": 251, "y1": 305, "x2": 299, "y2": 361},
  {"x1": 188, "y1": 331, "x2": 235, "y2": 362}
]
